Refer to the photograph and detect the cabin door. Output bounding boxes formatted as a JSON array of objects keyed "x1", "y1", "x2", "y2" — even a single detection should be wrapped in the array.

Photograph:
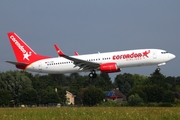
[
  {"x1": 38, "y1": 62, "x2": 42, "y2": 71},
  {"x1": 153, "y1": 52, "x2": 157, "y2": 59}
]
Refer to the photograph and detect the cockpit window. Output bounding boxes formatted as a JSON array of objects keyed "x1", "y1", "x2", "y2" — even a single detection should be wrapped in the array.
[{"x1": 161, "y1": 51, "x2": 168, "y2": 54}]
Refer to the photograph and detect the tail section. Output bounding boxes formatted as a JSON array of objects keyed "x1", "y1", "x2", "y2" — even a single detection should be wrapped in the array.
[{"x1": 7, "y1": 32, "x2": 51, "y2": 68}]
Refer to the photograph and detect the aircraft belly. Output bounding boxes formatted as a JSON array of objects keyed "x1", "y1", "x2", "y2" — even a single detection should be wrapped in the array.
[
  {"x1": 43, "y1": 64, "x2": 81, "y2": 74},
  {"x1": 26, "y1": 61, "x2": 86, "y2": 74}
]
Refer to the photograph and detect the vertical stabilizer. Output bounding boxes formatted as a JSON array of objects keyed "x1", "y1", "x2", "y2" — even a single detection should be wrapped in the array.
[{"x1": 7, "y1": 32, "x2": 50, "y2": 64}]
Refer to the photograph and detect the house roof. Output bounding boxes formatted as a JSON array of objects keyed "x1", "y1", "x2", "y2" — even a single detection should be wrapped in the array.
[
  {"x1": 112, "y1": 89, "x2": 126, "y2": 100},
  {"x1": 105, "y1": 91, "x2": 114, "y2": 97},
  {"x1": 66, "y1": 91, "x2": 73, "y2": 95}
]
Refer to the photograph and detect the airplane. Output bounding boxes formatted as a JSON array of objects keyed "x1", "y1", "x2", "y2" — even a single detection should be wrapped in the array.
[{"x1": 6, "y1": 32, "x2": 176, "y2": 78}]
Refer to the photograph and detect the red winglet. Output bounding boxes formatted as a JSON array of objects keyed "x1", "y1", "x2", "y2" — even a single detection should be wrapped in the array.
[
  {"x1": 74, "y1": 51, "x2": 79, "y2": 56},
  {"x1": 54, "y1": 44, "x2": 65, "y2": 56}
]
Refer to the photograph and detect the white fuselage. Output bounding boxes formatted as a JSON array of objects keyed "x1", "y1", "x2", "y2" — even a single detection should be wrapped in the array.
[{"x1": 26, "y1": 49, "x2": 175, "y2": 74}]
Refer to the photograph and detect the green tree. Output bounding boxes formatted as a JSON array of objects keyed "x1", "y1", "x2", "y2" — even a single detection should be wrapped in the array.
[
  {"x1": 43, "y1": 90, "x2": 60, "y2": 104},
  {"x1": 44, "y1": 91, "x2": 60, "y2": 104},
  {"x1": 83, "y1": 87, "x2": 105, "y2": 106},
  {"x1": 0, "y1": 70, "x2": 32, "y2": 105},
  {"x1": 100, "y1": 72, "x2": 111, "y2": 80},
  {"x1": 148, "y1": 69, "x2": 166, "y2": 86},
  {"x1": 114, "y1": 73, "x2": 134, "y2": 95},
  {"x1": 94, "y1": 77, "x2": 111, "y2": 90},
  {"x1": 36, "y1": 89, "x2": 48, "y2": 105},
  {"x1": 144, "y1": 84, "x2": 164, "y2": 102},
  {"x1": 70, "y1": 79, "x2": 80, "y2": 95},
  {"x1": 70, "y1": 73, "x2": 80, "y2": 79},
  {"x1": 0, "y1": 89, "x2": 12, "y2": 107},
  {"x1": 165, "y1": 76, "x2": 177, "y2": 91},
  {"x1": 56, "y1": 86, "x2": 66, "y2": 105},
  {"x1": 31, "y1": 74, "x2": 47, "y2": 90},
  {"x1": 175, "y1": 77, "x2": 180, "y2": 92},
  {"x1": 175, "y1": 76, "x2": 180, "y2": 86},
  {"x1": 132, "y1": 74, "x2": 148, "y2": 86},
  {"x1": 76, "y1": 87, "x2": 88, "y2": 105},
  {"x1": 162, "y1": 90, "x2": 175, "y2": 103},
  {"x1": 123, "y1": 81, "x2": 131, "y2": 94},
  {"x1": 128, "y1": 86, "x2": 147, "y2": 102},
  {"x1": 127, "y1": 93, "x2": 143, "y2": 106},
  {"x1": 49, "y1": 74, "x2": 68, "y2": 86},
  {"x1": 98, "y1": 72, "x2": 113, "y2": 90},
  {"x1": 19, "y1": 88, "x2": 38, "y2": 106}
]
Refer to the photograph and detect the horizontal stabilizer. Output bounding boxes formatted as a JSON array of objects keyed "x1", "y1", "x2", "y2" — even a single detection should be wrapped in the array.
[{"x1": 5, "y1": 60, "x2": 29, "y2": 66}]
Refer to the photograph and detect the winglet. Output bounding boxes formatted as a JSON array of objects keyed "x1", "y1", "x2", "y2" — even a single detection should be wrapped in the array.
[
  {"x1": 74, "y1": 51, "x2": 79, "y2": 56},
  {"x1": 54, "y1": 44, "x2": 65, "y2": 56}
]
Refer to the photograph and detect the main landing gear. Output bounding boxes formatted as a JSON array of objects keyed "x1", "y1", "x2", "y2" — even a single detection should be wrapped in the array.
[{"x1": 89, "y1": 70, "x2": 97, "y2": 79}]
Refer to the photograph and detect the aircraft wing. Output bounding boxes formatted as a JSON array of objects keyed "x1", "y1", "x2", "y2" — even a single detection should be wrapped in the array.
[{"x1": 54, "y1": 44, "x2": 100, "y2": 70}]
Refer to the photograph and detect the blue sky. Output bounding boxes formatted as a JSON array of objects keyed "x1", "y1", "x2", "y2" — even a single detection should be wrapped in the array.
[{"x1": 0, "y1": 1, "x2": 179, "y2": 79}]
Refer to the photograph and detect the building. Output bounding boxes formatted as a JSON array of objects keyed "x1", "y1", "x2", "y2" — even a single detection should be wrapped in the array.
[
  {"x1": 66, "y1": 91, "x2": 76, "y2": 105},
  {"x1": 105, "y1": 88, "x2": 126, "y2": 102}
]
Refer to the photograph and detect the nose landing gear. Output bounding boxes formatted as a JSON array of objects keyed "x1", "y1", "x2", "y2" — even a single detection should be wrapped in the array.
[
  {"x1": 157, "y1": 63, "x2": 166, "y2": 71},
  {"x1": 157, "y1": 67, "x2": 161, "y2": 71}
]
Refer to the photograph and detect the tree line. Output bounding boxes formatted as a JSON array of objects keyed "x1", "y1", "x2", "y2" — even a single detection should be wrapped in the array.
[{"x1": 0, "y1": 69, "x2": 180, "y2": 107}]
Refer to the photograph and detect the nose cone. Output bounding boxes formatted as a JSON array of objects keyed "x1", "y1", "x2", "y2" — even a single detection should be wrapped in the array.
[{"x1": 169, "y1": 53, "x2": 176, "y2": 60}]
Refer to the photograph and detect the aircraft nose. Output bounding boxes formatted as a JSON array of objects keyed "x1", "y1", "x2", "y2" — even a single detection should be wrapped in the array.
[{"x1": 169, "y1": 53, "x2": 176, "y2": 60}]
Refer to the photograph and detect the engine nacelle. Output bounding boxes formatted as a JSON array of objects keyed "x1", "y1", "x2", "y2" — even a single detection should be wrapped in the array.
[{"x1": 100, "y1": 63, "x2": 121, "y2": 73}]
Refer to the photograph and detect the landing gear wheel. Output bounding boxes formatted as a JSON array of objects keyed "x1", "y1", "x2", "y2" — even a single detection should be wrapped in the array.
[
  {"x1": 89, "y1": 70, "x2": 97, "y2": 78},
  {"x1": 157, "y1": 67, "x2": 161, "y2": 71},
  {"x1": 89, "y1": 73, "x2": 94, "y2": 78},
  {"x1": 89, "y1": 73, "x2": 97, "y2": 78}
]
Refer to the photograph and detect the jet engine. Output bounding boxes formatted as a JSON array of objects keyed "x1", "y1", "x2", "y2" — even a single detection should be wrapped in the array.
[{"x1": 100, "y1": 63, "x2": 121, "y2": 73}]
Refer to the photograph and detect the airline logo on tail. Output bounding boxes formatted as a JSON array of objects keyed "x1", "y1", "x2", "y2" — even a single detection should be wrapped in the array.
[{"x1": 10, "y1": 35, "x2": 32, "y2": 61}]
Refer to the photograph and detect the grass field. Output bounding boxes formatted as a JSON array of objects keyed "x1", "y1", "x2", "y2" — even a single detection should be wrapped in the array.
[{"x1": 0, "y1": 107, "x2": 180, "y2": 120}]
